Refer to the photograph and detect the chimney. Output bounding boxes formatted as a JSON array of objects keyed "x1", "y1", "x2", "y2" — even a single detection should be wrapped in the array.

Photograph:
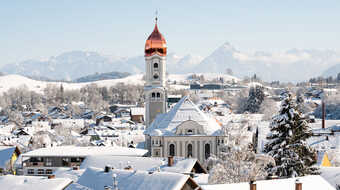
[
  {"x1": 322, "y1": 100, "x2": 325, "y2": 129},
  {"x1": 73, "y1": 166, "x2": 79, "y2": 170},
  {"x1": 249, "y1": 180, "x2": 256, "y2": 190},
  {"x1": 48, "y1": 175, "x2": 55, "y2": 179},
  {"x1": 295, "y1": 179, "x2": 302, "y2": 190},
  {"x1": 105, "y1": 165, "x2": 112, "y2": 173},
  {"x1": 168, "y1": 156, "x2": 174, "y2": 167}
]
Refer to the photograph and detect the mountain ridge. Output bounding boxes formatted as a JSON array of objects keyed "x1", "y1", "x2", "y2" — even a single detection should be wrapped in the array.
[{"x1": 2, "y1": 42, "x2": 340, "y2": 82}]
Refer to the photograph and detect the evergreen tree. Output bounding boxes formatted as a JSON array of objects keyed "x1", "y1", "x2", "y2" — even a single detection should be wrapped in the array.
[
  {"x1": 244, "y1": 85, "x2": 265, "y2": 113},
  {"x1": 264, "y1": 92, "x2": 318, "y2": 177}
]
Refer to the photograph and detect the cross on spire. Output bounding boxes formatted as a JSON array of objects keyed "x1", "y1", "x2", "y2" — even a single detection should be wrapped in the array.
[{"x1": 155, "y1": 10, "x2": 158, "y2": 23}]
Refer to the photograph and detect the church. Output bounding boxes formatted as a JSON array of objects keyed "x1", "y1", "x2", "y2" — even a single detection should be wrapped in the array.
[{"x1": 143, "y1": 18, "x2": 227, "y2": 163}]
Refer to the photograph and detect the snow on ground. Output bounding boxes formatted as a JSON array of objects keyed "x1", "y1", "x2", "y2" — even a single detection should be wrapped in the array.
[
  {"x1": 1, "y1": 73, "x2": 241, "y2": 94},
  {"x1": 0, "y1": 74, "x2": 144, "y2": 94}
]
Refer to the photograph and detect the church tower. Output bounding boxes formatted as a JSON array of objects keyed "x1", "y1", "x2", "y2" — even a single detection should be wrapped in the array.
[{"x1": 144, "y1": 18, "x2": 167, "y2": 128}]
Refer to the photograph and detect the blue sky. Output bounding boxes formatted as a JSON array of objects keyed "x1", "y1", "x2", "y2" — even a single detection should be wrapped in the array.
[{"x1": 1, "y1": 0, "x2": 340, "y2": 66}]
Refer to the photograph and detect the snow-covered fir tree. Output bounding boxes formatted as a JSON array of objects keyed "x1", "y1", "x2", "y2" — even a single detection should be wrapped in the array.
[
  {"x1": 264, "y1": 92, "x2": 318, "y2": 177},
  {"x1": 244, "y1": 85, "x2": 265, "y2": 113},
  {"x1": 207, "y1": 116, "x2": 274, "y2": 184}
]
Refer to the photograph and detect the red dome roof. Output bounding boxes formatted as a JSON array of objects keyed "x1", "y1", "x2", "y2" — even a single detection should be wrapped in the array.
[{"x1": 145, "y1": 22, "x2": 167, "y2": 57}]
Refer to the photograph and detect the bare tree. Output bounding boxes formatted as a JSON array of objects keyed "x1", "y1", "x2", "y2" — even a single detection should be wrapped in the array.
[{"x1": 207, "y1": 117, "x2": 274, "y2": 184}]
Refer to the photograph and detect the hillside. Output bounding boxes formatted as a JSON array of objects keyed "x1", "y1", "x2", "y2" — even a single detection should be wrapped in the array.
[
  {"x1": 73, "y1": 72, "x2": 130, "y2": 83},
  {"x1": 0, "y1": 73, "x2": 239, "y2": 94}
]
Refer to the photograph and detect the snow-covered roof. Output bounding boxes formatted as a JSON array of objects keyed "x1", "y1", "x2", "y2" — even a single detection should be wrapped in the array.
[
  {"x1": 202, "y1": 175, "x2": 334, "y2": 190},
  {"x1": 80, "y1": 155, "x2": 199, "y2": 174},
  {"x1": 22, "y1": 146, "x2": 147, "y2": 157},
  {"x1": 0, "y1": 146, "x2": 17, "y2": 168},
  {"x1": 145, "y1": 96, "x2": 222, "y2": 136},
  {"x1": 75, "y1": 167, "x2": 191, "y2": 190},
  {"x1": 320, "y1": 167, "x2": 340, "y2": 188},
  {"x1": 130, "y1": 107, "x2": 145, "y2": 116},
  {"x1": 0, "y1": 175, "x2": 72, "y2": 190}
]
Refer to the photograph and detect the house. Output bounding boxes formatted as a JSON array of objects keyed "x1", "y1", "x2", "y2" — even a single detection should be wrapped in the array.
[
  {"x1": 0, "y1": 175, "x2": 72, "y2": 190},
  {"x1": 0, "y1": 146, "x2": 21, "y2": 174},
  {"x1": 114, "y1": 108, "x2": 131, "y2": 118},
  {"x1": 201, "y1": 175, "x2": 334, "y2": 190},
  {"x1": 80, "y1": 155, "x2": 207, "y2": 175},
  {"x1": 95, "y1": 115, "x2": 112, "y2": 126},
  {"x1": 130, "y1": 107, "x2": 145, "y2": 123},
  {"x1": 72, "y1": 167, "x2": 202, "y2": 190},
  {"x1": 317, "y1": 151, "x2": 332, "y2": 167},
  {"x1": 21, "y1": 146, "x2": 148, "y2": 176}
]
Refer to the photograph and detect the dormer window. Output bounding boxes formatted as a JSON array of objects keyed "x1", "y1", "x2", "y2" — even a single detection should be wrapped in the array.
[
  {"x1": 154, "y1": 63, "x2": 158, "y2": 68},
  {"x1": 187, "y1": 129, "x2": 193, "y2": 135}
]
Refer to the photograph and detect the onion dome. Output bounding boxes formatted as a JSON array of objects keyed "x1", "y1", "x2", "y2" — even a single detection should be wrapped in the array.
[{"x1": 145, "y1": 18, "x2": 167, "y2": 57}]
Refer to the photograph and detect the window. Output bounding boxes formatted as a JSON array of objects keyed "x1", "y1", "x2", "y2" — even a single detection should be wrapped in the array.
[
  {"x1": 153, "y1": 74, "x2": 159, "y2": 79},
  {"x1": 37, "y1": 169, "x2": 44, "y2": 175},
  {"x1": 205, "y1": 144, "x2": 211, "y2": 159},
  {"x1": 45, "y1": 158, "x2": 52, "y2": 166},
  {"x1": 31, "y1": 157, "x2": 43, "y2": 162},
  {"x1": 46, "y1": 169, "x2": 53, "y2": 175},
  {"x1": 154, "y1": 150, "x2": 160, "y2": 157},
  {"x1": 169, "y1": 144, "x2": 175, "y2": 156},
  {"x1": 154, "y1": 63, "x2": 158, "y2": 68},
  {"x1": 187, "y1": 144, "x2": 193, "y2": 157},
  {"x1": 157, "y1": 92, "x2": 161, "y2": 98},
  {"x1": 62, "y1": 158, "x2": 69, "y2": 167},
  {"x1": 187, "y1": 129, "x2": 193, "y2": 135},
  {"x1": 152, "y1": 140, "x2": 154, "y2": 145},
  {"x1": 28, "y1": 169, "x2": 34, "y2": 175},
  {"x1": 71, "y1": 157, "x2": 80, "y2": 162},
  {"x1": 152, "y1": 93, "x2": 156, "y2": 98}
]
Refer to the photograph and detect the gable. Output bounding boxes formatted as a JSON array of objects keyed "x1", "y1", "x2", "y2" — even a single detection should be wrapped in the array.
[{"x1": 175, "y1": 120, "x2": 205, "y2": 135}]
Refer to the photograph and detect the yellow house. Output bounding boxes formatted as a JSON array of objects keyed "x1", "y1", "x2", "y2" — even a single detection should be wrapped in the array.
[
  {"x1": 317, "y1": 151, "x2": 332, "y2": 167},
  {"x1": 0, "y1": 146, "x2": 21, "y2": 174}
]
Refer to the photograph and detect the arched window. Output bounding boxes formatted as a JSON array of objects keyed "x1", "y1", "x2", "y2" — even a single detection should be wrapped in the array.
[
  {"x1": 205, "y1": 144, "x2": 211, "y2": 159},
  {"x1": 187, "y1": 144, "x2": 193, "y2": 157},
  {"x1": 169, "y1": 144, "x2": 175, "y2": 156},
  {"x1": 154, "y1": 63, "x2": 158, "y2": 68},
  {"x1": 157, "y1": 92, "x2": 161, "y2": 98},
  {"x1": 187, "y1": 129, "x2": 193, "y2": 135},
  {"x1": 152, "y1": 93, "x2": 155, "y2": 98},
  {"x1": 153, "y1": 74, "x2": 159, "y2": 79}
]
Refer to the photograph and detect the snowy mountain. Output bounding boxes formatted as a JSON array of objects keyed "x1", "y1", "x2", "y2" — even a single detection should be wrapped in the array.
[
  {"x1": 196, "y1": 42, "x2": 340, "y2": 82},
  {"x1": 2, "y1": 43, "x2": 340, "y2": 82},
  {"x1": 322, "y1": 63, "x2": 340, "y2": 78},
  {"x1": 0, "y1": 51, "x2": 202, "y2": 81}
]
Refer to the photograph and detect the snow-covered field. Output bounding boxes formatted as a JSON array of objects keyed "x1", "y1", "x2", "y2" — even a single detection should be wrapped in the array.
[
  {"x1": 0, "y1": 73, "x2": 238, "y2": 94},
  {"x1": 0, "y1": 74, "x2": 145, "y2": 94}
]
